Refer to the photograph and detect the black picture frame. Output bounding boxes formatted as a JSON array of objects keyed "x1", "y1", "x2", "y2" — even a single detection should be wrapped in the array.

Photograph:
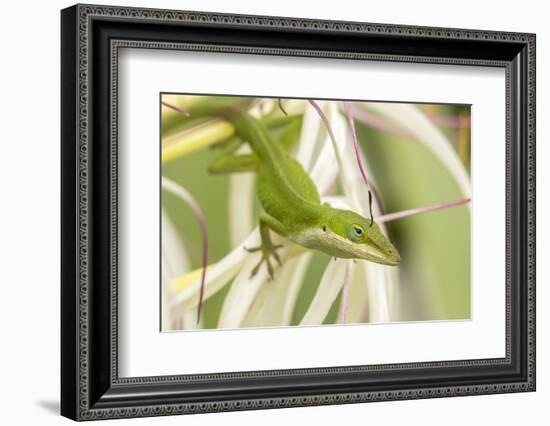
[{"x1": 61, "y1": 3, "x2": 536, "y2": 421}]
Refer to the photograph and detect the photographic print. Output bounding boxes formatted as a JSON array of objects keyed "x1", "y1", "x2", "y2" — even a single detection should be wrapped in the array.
[
  {"x1": 161, "y1": 95, "x2": 471, "y2": 331},
  {"x1": 61, "y1": 6, "x2": 535, "y2": 418}
]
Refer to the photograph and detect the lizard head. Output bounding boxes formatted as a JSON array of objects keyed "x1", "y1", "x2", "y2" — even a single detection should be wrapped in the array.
[{"x1": 304, "y1": 207, "x2": 400, "y2": 266}]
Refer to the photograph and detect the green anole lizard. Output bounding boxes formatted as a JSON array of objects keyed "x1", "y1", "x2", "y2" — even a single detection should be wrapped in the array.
[{"x1": 177, "y1": 96, "x2": 400, "y2": 282}]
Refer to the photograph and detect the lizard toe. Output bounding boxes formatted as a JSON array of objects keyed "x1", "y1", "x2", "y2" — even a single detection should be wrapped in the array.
[
  {"x1": 250, "y1": 260, "x2": 262, "y2": 278},
  {"x1": 266, "y1": 257, "x2": 274, "y2": 279},
  {"x1": 272, "y1": 250, "x2": 282, "y2": 266}
]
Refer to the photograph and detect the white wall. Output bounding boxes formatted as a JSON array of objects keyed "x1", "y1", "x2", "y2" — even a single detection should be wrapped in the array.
[{"x1": 0, "y1": 0, "x2": 546, "y2": 424}]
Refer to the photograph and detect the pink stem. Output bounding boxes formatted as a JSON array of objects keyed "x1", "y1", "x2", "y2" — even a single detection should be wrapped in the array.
[
  {"x1": 343, "y1": 102, "x2": 371, "y2": 191},
  {"x1": 347, "y1": 104, "x2": 414, "y2": 140},
  {"x1": 377, "y1": 197, "x2": 471, "y2": 223},
  {"x1": 161, "y1": 101, "x2": 190, "y2": 117},
  {"x1": 278, "y1": 98, "x2": 288, "y2": 116},
  {"x1": 308, "y1": 100, "x2": 342, "y2": 162},
  {"x1": 308, "y1": 100, "x2": 346, "y2": 196},
  {"x1": 197, "y1": 228, "x2": 208, "y2": 324},
  {"x1": 161, "y1": 177, "x2": 208, "y2": 324}
]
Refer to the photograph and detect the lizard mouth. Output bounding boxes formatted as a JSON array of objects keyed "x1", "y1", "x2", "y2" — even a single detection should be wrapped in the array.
[
  {"x1": 356, "y1": 233, "x2": 401, "y2": 266},
  {"x1": 359, "y1": 243, "x2": 401, "y2": 266}
]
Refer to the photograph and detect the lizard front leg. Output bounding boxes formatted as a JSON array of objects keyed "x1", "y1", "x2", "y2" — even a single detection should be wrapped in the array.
[
  {"x1": 245, "y1": 213, "x2": 286, "y2": 279},
  {"x1": 208, "y1": 136, "x2": 259, "y2": 174}
]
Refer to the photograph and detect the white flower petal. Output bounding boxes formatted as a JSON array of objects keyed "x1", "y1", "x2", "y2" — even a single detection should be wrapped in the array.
[
  {"x1": 300, "y1": 259, "x2": 352, "y2": 326},
  {"x1": 161, "y1": 261, "x2": 174, "y2": 330},
  {"x1": 277, "y1": 253, "x2": 313, "y2": 325},
  {"x1": 320, "y1": 195, "x2": 350, "y2": 210},
  {"x1": 335, "y1": 119, "x2": 373, "y2": 213},
  {"x1": 170, "y1": 230, "x2": 262, "y2": 309},
  {"x1": 363, "y1": 262, "x2": 400, "y2": 323},
  {"x1": 242, "y1": 252, "x2": 313, "y2": 327},
  {"x1": 333, "y1": 106, "x2": 401, "y2": 322},
  {"x1": 161, "y1": 208, "x2": 191, "y2": 279},
  {"x1": 309, "y1": 105, "x2": 349, "y2": 194},
  {"x1": 295, "y1": 102, "x2": 323, "y2": 169},
  {"x1": 341, "y1": 264, "x2": 370, "y2": 324},
  {"x1": 338, "y1": 262, "x2": 352, "y2": 323},
  {"x1": 357, "y1": 102, "x2": 471, "y2": 199},
  {"x1": 181, "y1": 307, "x2": 201, "y2": 330},
  {"x1": 217, "y1": 236, "x2": 291, "y2": 328},
  {"x1": 161, "y1": 208, "x2": 191, "y2": 330}
]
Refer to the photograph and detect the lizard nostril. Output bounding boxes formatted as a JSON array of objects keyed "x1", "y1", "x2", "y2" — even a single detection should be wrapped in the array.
[{"x1": 322, "y1": 225, "x2": 327, "y2": 232}]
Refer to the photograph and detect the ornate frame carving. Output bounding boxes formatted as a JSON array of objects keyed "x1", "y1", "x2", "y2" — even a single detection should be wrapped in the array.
[{"x1": 61, "y1": 4, "x2": 535, "y2": 420}]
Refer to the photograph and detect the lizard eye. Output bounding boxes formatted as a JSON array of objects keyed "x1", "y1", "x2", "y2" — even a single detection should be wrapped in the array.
[{"x1": 347, "y1": 225, "x2": 365, "y2": 242}]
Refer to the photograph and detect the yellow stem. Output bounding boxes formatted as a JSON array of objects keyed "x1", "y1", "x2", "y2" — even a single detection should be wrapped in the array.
[{"x1": 162, "y1": 120, "x2": 235, "y2": 163}]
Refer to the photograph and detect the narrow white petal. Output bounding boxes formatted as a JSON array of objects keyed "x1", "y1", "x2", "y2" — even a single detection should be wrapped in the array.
[
  {"x1": 357, "y1": 102, "x2": 471, "y2": 199},
  {"x1": 239, "y1": 280, "x2": 270, "y2": 328},
  {"x1": 161, "y1": 258, "x2": 174, "y2": 330},
  {"x1": 217, "y1": 237, "x2": 291, "y2": 328},
  {"x1": 300, "y1": 259, "x2": 352, "y2": 326},
  {"x1": 320, "y1": 195, "x2": 351, "y2": 210},
  {"x1": 309, "y1": 104, "x2": 349, "y2": 194},
  {"x1": 329, "y1": 113, "x2": 400, "y2": 322},
  {"x1": 278, "y1": 253, "x2": 313, "y2": 325},
  {"x1": 161, "y1": 208, "x2": 191, "y2": 277},
  {"x1": 342, "y1": 264, "x2": 370, "y2": 324},
  {"x1": 170, "y1": 230, "x2": 262, "y2": 309},
  {"x1": 161, "y1": 208, "x2": 191, "y2": 331},
  {"x1": 339, "y1": 262, "x2": 352, "y2": 323},
  {"x1": 242, "y1": 252, "x2": 313, "y2": 327},
  {"x1": 281, "y1": 99, "x2": 307, "y2": 116},
  {"x1": 181, "y1": 307, "x2": 201, "y2": 330},
  {"x1": 365, "y1": 264, "x2": 389, "y2": 322},
  {"x1": 308, "y1": 137, "x2": 337, "y2": 193},
  {"x1": 218, "y1": 234, "x2": 292, "y2": 328},
  {"x1": 363, "y1": 262, "x2": 400, "y2": 323},
  {"x1": 338, "y1": 117, "x2": 372, "y2": 213},
  {"x1": 296, "y1": 102, "x2": 323, "y2": 169},
  {"x1": 172, "y1": 260, "x2": 241, "y2": 311}
]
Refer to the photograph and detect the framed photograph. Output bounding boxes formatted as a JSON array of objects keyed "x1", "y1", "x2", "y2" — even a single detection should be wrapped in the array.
[{"x1": 61, "y1": 4, "x2": 536, "y2": 421}]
